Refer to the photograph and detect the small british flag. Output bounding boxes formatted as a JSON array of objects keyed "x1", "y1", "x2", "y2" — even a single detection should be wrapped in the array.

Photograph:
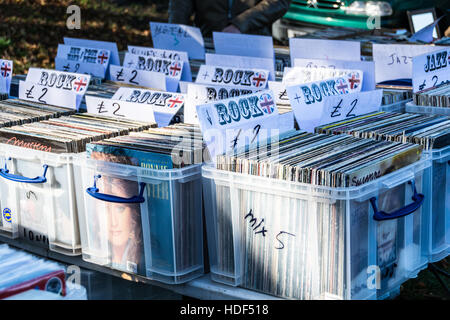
[{"x1": 1, "y1": 61, "x2": 12, "y2": 78}]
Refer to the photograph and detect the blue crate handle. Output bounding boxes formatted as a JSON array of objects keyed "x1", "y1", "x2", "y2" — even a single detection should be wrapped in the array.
[
  {"x1": 0, "y1": 159, "x2": 48, "y2": 184},
  {"x1": 370, "y1": 180, "x2": 424, "y2": 221},
  {"x1": 86, "y1": 175, "x2": 146, "y2": 204}
]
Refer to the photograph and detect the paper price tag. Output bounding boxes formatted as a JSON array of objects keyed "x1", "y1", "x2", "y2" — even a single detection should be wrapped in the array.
[
  {"x1": 26, "y1": 68, "x2": 91, "y2": 94},
  {"x1": 294, "y1": 58, "x2": 375, "y2": 91},
  {"x1": 289, "y1": 38, "x2": 361, "y2": 62},
  {"x1": 372, "y1": 44, "x2": 448, "y2": 84},
  {"x1": 55, "y1": 57, "x2": 107, "y2": 79},
  {"x1": 283, "y1": 67, "x2": 363, "y2": 90},
  {"x1": 85, "y1": 96, "x2": 156, "y2": 124},
  {"x1": 286, "y1": 76, "x2": 363, "y2": 132},
  {"x1": 128, "y1": 46, "x2": 192, "y2": 82},
  {"x1": 184, "y1": 82, "x2": 257, "y2": 124},
  {"x1": 412, "y1": 48, "x2": 450, "y2": 92},
  {"x1": 196, "y1": 65, "x2": 269, "y2": 89},
  {"x1": 196, "y1": 90, "x2": 292, "y2": 161},
  {"x1": 267, "y1": 81, "x2": 290, "y2": 107},
  {"x1": 63, "y1": 37, "x2": 120, "y2": 67},
  {"x1": 205, "y1": 53, "x2": 275, "y2": 81},
  {"x1": 109, "y1": 65, "x2": 167, "y2": 91},
  {"x1": 19, "y1": 80, "x2": 78, "y2": 109},
  {"x1": 150, "y1": 22, "x2": 205, "y2": 60},
  {"x1": 0, "y1": 59, "x2": 13, "y2": 95},
  {"x1": 112, "y1": 87, "x2": 185, "y2": 126},
  {"x1": 212, "y1": 32, "x2": 274, "y2": 59}
]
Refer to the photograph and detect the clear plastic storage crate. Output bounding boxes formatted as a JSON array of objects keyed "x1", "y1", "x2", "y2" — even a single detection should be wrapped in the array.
[
  {"x1": 79, "y1": 159, "x2": 204, "y2": 284},
  {"x1": 0, "y1": 144, "x2": 83, "y2": 255},
  {"x1": 405, "y1": 102, "x2": 450, "y2": 116},
  {"x1": 202, "y1": 159, "x2": 431, "y2": 300},
  {"x1": 422, "y1": 147, "x2": 450, "y2": 262},
  {"x1": 379, "y1": 99, "x2": 412, "y2": 113}
]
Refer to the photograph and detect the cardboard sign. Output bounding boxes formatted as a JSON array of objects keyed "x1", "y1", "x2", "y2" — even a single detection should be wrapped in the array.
[
  {"x1": 128, "y1": 45, "x2": 192, "y2": 81},
  {"x1": 111, "y1": 87, "x2": 185, "y2": 127},
  {"x1": 196, "y1": 90, "x2": 292, "y2": 160},
  {"x1": 283, "y1": 67, "x2": 364, "y2": 91},
  {"x1": 289, "y1": 38, "x2": 361, "y2": 62},
  {"x1": 150, "y1": 22, "x2": 205, "y2": 60},
  {"x1": 294, "y1": 58, "x2": 375, "y2": 91},
  {"x1": 196, "y1": 65, "x2": 269, "y2": 89},
  {"x1": 0, "y1": 59, "x2": 13, "y2": 95},
  {"x1": 205, "y1": 53, "x2": 275, "y2": 81},
  {"x1": 19, "y1": 81, "x2": 78, "y2": 109},
  {"x1": 55, "y1": 58, "x2": 108, "y2": 79},
  {"x1": 109, "y1": 65, "x2": 167, "y2": 91},
  {"x1": 212, "y1": 32, "x2": 274, "y2": 59},
  {"x1": 412, "y1": 48, "x2": 450, "y2": 92},
  {"x1": 372, "y1": 44, "x2": 448, "y2": 84},
  {"x1": 286, "y1": 76, "x2": 363, "y2": 132},
  {"x1": 85, "y1": 96, "x2": 156, "y2": 124},
  {"x1": 24, "y1": 68, "x2": 90, "y2": 110},
  {"x1": 184, "y1": 82, "x2": 257, "y2": 124}
]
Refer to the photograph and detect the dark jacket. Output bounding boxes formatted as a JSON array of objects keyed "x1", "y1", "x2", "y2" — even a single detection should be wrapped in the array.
[{"x1": 168, "y1": 0, "x2": 292, "y2": 37}]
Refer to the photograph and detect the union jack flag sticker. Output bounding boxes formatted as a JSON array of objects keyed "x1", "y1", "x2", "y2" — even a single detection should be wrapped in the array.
[{"x1": 0, "y1": 61, "x2": 12, "y2": 78}]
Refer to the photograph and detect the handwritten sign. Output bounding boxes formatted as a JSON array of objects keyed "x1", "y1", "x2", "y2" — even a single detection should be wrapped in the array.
[
  {"x1": 196, "y1": 90, "x2": 292, "y2": 160},
  {"x1": 294, "y1": 58, "x2": 375, "y2": 91},
  {"x1": 289, "y1": 38, "x2": 361, "y2": 62},
  {"x1": 56, "y1": 44, "x2": 110, "y2": 78},
  {"x1": 283, "y1": 67, "x2": 364, "y2": 91},
  {"x1": 205, "y1": 53, "x2": 275, "y2": 81},
  {"x1": 22, "y1": 68, "x2": 90, "y2": 110},
  {"x1": 109, "y1": 65, "x2": 166, "y2": 91},
  {"x1": 286, "y1": 76, "x2": 363, "y2": 132},
  {"x1": 412, "y1": 48, "x2": 450, "y2": 92},
  {"x1": 85, "y1": 96, "x2": 156, "y2": 124},
  {"x1": 128, "y1": 45, "x2": 192, "y2": 81},
  {"x1": 372, "y1": 44, "x2": 448, "y2": 84},
  {"x1": 0, "y1": 59, "x2": 13, "y2": 95},
  {"x1": 111, "y1": 87, "x2": 184, "y2": 127},
  {"x1": 184, "y1": 82, "x2": 257, "y2": 124},
  {"x1": 196, "y1": 65, "x2": 269, "y2": 89},
  {"x1": 267, "y1": 81, "x2": 290, "y2": 107},
  {"x1": 63, "y1": 37, "x2": 120, "y2": 67},
  {"x1": 212, "y1": 32, "x2": 274, "y2": 59},
  {"x1": 19, "y1": 81, "x2": 78, "y2": 109},
  {"x1": 150, "y1": 22, "x2": 205, "y2": 60},
  {"x1": 55, "y1": 58, "x2": 108, "y2": 79}
]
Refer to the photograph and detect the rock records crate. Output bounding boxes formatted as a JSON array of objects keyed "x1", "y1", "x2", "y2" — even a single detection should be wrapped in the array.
[
  {"x1": 0, "y1": 144, "x2": 84, "y2": 255},
  {"x1": 202, "y1": 159, "x2": 431, "y2": 300},
  {"x1": 422, "y1": 147, "x2": 450, "y2": 262},
  {"x1": 79, "y1": 159, "x2": 204, "y2": 284}
]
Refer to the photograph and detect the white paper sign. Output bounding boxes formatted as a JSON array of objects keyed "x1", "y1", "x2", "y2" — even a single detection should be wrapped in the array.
[
  {"x1": 196, "y1": 90, "x2": 291, "y2": 160},
  {"x1": 128, "y1": 45, "x2": 192, "y2": 81},
  {"x1": 0, "y1": 59, "x2": 13, "y2": 95},
  {"x1": 212, "y1": 32, "x2": 274, "y2": 59},
  {"x1": 372, "y1": 44, "x2": 448, "y2": 83},
  {"x1": 85, "y1": 96, "x2": 156, "y2": 124},
  {"x1": 184, "y1": 82, "x2": 257, "y2": 124},
  {"x1": 109, "y1": 65, "x2": 166, "y2": 91},
  {"x1": 268, "y1": 81, "x2": 290, "y2": 107},
  {"x1": 289, "y1": 38, "x2": 361, "y2": 62},
  {"x1": 57, "y1": 44, "x2": 111, "y2": 65},
  {"x1": 19, "y1": 81, "x2": 78, "y2": 109},
  {"x1": 294, "y1": 58, "x2": 375, "y2": 91},
  {"x1": 412, "y1": 48, "x2": 450, "y2": 92},
  {"x1": 55, "y1": 57, "x2": 108, "y2": 79},
  {"x1": 111, "y1": 87, "x2": 185, "y2": 127},
  {"x1": 205, "y1": 53, "x2": 275, "y2": 81},
  {"x1": 196, "y1": 65, "x2": 269, "y2": 89},
  {"x1": 318, "y1": 90, "x2": 383, "y2": 130},
  {"x1": 283, "y1": 67, "x2": 364, "y2": 91},
  {"x1": 286, "y1": 76, "x2": 363, "y2": 132},
  {"x1": 63, "y1": 37, "x2": 120, "y2": 66},
  {"x1": 150, "y1": 22, "x2": 205, "y2": 60}
]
